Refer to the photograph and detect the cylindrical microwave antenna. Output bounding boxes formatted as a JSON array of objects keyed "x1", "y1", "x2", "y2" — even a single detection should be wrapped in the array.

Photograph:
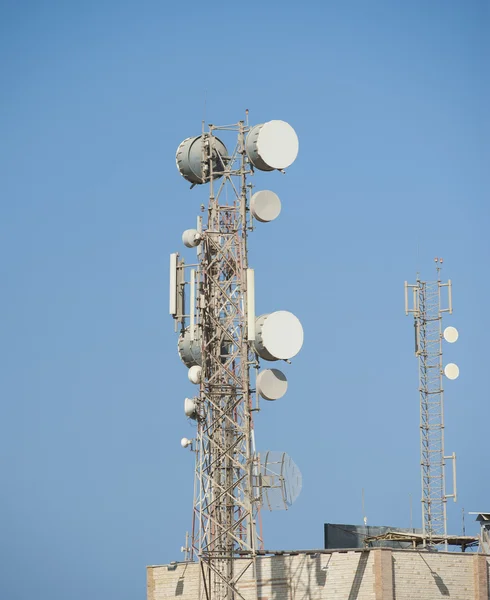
[
  {"x1": 246, "y1": 120, "x2": 299, "y2": 171},
  {"x1": 188, "y1": 365, "x2": 202, "y2": 384},
  {"x1": 251, "y1": 190, "x2": 281, "y2": 223},
  {"x1": 182, "y1": 229, "x2": 202, "y2": 248},
  {"x1": 257, "y1": 368, "x2": 288, "y2": 401},
  {"x1": 184, "y1": 397, "x2": 198, "y2": 419},
  {"x1": 178, "y1": 328, "x2": 202, "y2": 367},
  {"x1": 254, "y1": 311, "x2": 304, "y2": 361},
  {"x1": 176, "y1": 135, "x2": 228, "y2": 184}
]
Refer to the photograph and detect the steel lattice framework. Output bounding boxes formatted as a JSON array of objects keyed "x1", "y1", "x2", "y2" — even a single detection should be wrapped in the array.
[
  {"x1": 171, "y1": 116, "x2": 302, "y2": 600},
  {"x1": 189, "y1": 121, "x2": 260, "y2": 600},
  {"x1": 405, "y1": 266, "x2": 457, "y2": 550}
]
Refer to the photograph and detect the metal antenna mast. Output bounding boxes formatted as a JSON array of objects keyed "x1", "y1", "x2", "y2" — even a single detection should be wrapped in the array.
[
  {"x1": 171, "y1": 116, "x2": 303, "y2": 599},
  {"x1": 405, "y1": 259, "x2": 458, "y2": 549},
  {"x1": 196, "y1": 120, "x2": 255, "y2": 599}
]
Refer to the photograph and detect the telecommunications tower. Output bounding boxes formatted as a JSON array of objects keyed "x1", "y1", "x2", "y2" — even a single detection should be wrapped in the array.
[
  {"x1": 405, "y1": 259, "x2": 459, "y2": 550},
  {"x1": 170, "y1": 114, "x2": 303, "y2": 600}
]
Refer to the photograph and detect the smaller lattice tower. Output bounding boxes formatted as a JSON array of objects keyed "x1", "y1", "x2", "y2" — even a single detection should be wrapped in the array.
[{"x1": 405, "y1": 259, "x2": 459, "y2": 550}]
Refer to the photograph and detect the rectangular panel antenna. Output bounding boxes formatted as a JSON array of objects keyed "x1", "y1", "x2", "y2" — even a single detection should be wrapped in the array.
[
  {"x1": 190, "y1": 269, "x2": 196, "y2": 341},
  {"x1": 169, "y1": 253, "x2": 177, "y2": 315},
  {"x1": 247, "y1": 268, "x2": 255, "y2": 341}
]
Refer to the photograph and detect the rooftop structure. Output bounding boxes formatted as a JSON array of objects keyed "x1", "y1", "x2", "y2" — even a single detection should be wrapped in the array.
[
  {"x1": 324, "y1": 523, "x2": 422, "y2": 550},
  {"x1": 148, "y1": 548, "x2": 490, "y2": 600},
  {"x1": 470, "y1": 513, "x2": 490, "y2": 554}
]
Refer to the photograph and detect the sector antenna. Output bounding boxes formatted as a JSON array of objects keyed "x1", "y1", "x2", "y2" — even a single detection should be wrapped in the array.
[{"x1": 169, "y1": 113, "x2": 303, "y2": 600}]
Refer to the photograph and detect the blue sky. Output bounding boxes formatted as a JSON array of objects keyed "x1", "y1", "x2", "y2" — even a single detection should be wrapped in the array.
[{"x1": 1, "y1": 1, "x2": 488, "y2": 598}]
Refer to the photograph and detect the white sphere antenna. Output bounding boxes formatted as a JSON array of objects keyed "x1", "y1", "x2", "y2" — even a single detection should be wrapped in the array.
[
  {"x1": 443, "y1": 326, "x2": 459, "y2": 343},
  {"x1": 181, "y1": 437, "x2": 192, "y2": 448},
  {"x1": 444, "y1": 363, "x2": 460, "y2": 380},
  {"x1": 178, "y1": 328, "x2": 202, "y2": 367}
]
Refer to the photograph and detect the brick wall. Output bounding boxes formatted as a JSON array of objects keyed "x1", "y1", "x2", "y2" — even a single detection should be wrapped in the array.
[
  {"x1": 148, "y1": 550, "x2": 490, "y2": 600},
  {"x1": 393, "y1": 551, "x2": 471, "y2": 599}
]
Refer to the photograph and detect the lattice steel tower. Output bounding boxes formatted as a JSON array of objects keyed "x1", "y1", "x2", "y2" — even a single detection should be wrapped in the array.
[
  {"x1": 170, "y1": 115, "x2": 303, "y2": 600},
  {"x1": 405, "y1": 259, "x2": 458, "y2": 549}
]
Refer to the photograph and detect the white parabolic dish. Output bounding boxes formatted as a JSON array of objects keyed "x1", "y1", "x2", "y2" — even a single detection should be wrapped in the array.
[
  {"x1": 256, "y1": 368, "x2": 288, "y2": 401},
  {"x1": 188, "y1": 365, "x2": 202, "y2": 384},
  {"x1": 255, "y1": 311, "x2": 304, "y2": 361},
  {"x1": 444, "y1": 363, "x2": 460, "y2": 380},
  {"x1": 184, "y1": 397, "x2": 197, "y2": 419},
  {"x1": 182, "y1": 229, "x2": 201, "y2": 248},
  {"x1": 178, "y1": 328, "x2": 202, "y2": 367},
  {"x1": 443, "y1": 326, "x2": 459, "y2": 343},
  {"x1": 251, "y1": 190, "x2": 281, "y2": 223},
  {"x1": 246, "y1": 120, "x2": 299, "y2": 171},
  {"x1": 176, "y1": 135, "x2": 228, "y2": 184}
]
